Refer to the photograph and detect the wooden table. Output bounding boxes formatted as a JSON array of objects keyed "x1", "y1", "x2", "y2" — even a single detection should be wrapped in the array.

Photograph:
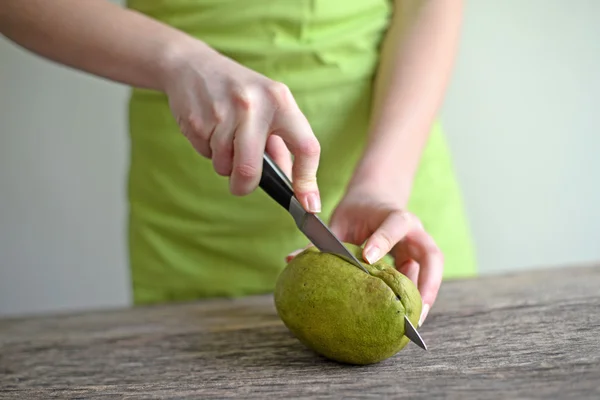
[{"x1": 1, "y1": 265, "x2": 599, "y2": 399}]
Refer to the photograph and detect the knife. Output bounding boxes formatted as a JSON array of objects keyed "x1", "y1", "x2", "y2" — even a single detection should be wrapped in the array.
[
  {"x1": 258, "y1": 153, "x2": 427, "y2": 350},
  {"x1": 259, "y1": 153, "x2": 369, "y2": 274}
]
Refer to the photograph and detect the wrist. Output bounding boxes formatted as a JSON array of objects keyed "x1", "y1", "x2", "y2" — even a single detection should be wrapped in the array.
[
  {"x1": 346, "y1": 149, "x2": 415, "y2": 208},
  {"x1": 156, "y1": 35, "x2": 215, "y2": 93}
]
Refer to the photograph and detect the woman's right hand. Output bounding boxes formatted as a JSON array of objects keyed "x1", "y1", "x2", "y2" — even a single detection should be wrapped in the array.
[
  {"x1": 1, "y1": 1, "x2": 320, "y2": 211},
  {"x1": 161, "y1": 40, "x2": 322, "y2": 213}
]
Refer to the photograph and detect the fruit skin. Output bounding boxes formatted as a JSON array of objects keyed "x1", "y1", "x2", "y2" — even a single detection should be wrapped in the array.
[{"x1": 274, "y1": 243, "x2": 422, "y2": 365}]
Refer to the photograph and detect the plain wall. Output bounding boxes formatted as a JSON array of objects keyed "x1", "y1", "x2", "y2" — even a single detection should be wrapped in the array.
[{"x1": 1, "y1": 0, "x2": 599, "y2": 316}]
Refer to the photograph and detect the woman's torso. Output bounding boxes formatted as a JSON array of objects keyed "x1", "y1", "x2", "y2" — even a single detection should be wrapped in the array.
[
  {"x1": 124, "y1": 0, "x2": 476, "y2": 304},
  {"x1": 127, "y1": 0, "x2": 392, "y2": 90}
]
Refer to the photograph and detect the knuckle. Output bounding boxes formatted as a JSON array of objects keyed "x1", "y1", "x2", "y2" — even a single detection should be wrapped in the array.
[
  {"x1": 296, "y1": 137, "x2": 321, "y2": 158},
  {"x1": 233, "y1": 162, "x2": 259, "y2": 180},
  {"x1": 394, "y1": 209, "x2": 412, "y2": 226},
  {"x1": 292, "y1": 178, "x2": 318, "y2": 195},
  {"x1": 376, "y1": 230, "x2": 394, "y2": 250},
  {"x1": 423, "y1": 236, "x2": 444, "y2": 264},
  {"x1": 232, "y1": 87, "x2": 254, "y2": 111},
  {"x1": 187, "y1": 114, "x2": 204, "y2": 134},
  {"x1": 210, "y1": 131, "x2": 232, "y2": 153},
  {"x1": 265, "y1": 81, "x2": 292, "y2": 108},
  {"x1": 215, "y1": 138, "x2": 233, "y2": 156},
  {"x1": 185, "y1": 114, "x2": 212, "y2": 141},
  {"x1": 210, "y1": 103, "x2": 225, "y2": 124}
]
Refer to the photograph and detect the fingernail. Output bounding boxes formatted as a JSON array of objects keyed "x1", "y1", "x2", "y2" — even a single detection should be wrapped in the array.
[
  {"x1": 364, "y1": 246, "x2": 381, "y2": 264},
  {"x1": 419, "y1": 304, "x2": 430, "y2": 327},
  {"x1": 285, "y1": 248, "x2": 304, "y2": 261},
  {"x1": 304, "y1": 193, "x2": 321, "y2": 213}
]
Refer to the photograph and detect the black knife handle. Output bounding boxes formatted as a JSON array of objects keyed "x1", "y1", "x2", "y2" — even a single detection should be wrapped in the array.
[{"x1": 259, "y1": 153, "x2": 295, "y2": 211}]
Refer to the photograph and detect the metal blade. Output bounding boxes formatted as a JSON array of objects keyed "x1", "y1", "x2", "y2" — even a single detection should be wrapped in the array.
[
  {"x1": 404, "y1": 315, "x2": 427, "y2": 350},
  {"x1": 301, "y1": 213, "x2": 370, "y2": 275},
  {"x1": 288, "y1": 198, "x2": 370, "y2": 275}
]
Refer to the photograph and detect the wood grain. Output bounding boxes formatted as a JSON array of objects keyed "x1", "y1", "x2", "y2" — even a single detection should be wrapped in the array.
[{"x1": 1, "y1": 265, "x2": 599, "y2": 399}]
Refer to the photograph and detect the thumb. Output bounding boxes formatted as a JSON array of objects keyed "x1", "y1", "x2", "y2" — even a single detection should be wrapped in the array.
[{"x1": 363, "y1": 210, "x2": 413, "y2": 264}]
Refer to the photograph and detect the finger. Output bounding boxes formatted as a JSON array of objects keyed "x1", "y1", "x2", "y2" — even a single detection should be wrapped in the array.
[
  {"x1": 209, "y1": 104, "x2": 237, "y2": 177},
  {"x1": 332, "y1": 221, "x2": 361, "y2": 246},
  {"x1": 230, "y1": 108, "x2": 268, "y2": 196},
  {"x1": 415, "y1": 232, "x2": 443, "y2": 323},
  {"x1": 265, "y1": 135, "x2": 293, "y2": 180},
  {"x1": 182, "y1": 101, "x2": 221, "y2": 155},
  {"x1": 179, "y1": 116, "x2": 213, "y2": 158},
  {"x1": 397, "y1": 259, "x2": 419, "y2": 286},
  {"x1": 328, "y1": 215, "x2": 349, "y2": 242},
  {"x1": 285, "y1": 243, "x2": 314, "y2": 262},
  {"x1": 268, "y1": 83, "x2": 321, "y2": 213},
  {"x1": 179, "y1": 122, "x2": 212, "y2": 158},
  {"x1": 329, "y1": 210, "x2": 368, "y2": 247},
  {"x1": 396, "y1": 230, "x2": 444, "y2": 325},
  {"x1": 362, "y1": 210, "x2": 415, "y2": 264}
]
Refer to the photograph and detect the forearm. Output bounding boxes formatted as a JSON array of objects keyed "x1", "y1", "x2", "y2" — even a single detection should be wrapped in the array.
[
  {"x1": 350, "y1": 0, "x2": 463, "y2": 205},
  {"x1": 0, "y1": 0, "x2": 201, "y2": 91}
]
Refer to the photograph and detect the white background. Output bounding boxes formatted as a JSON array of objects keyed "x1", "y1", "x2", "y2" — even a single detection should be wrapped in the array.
[{"x1": 1, "y1": 0, "x2": 599, "y2": 316}]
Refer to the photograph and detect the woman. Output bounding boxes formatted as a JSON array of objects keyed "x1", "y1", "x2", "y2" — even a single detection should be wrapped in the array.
[{"x1": 1, "y1": 0, "x2": 476, "y2": 326}]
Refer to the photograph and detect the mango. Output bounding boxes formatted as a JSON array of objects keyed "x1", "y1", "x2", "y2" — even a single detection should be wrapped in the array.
[{"x1": 274, "y1": 243, "x2": 422, "y2": 365}]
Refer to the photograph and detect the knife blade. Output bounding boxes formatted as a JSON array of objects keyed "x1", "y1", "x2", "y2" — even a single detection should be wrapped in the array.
[
  {"x1": 404, "y1": 315, "x2": 428, "y2": 350},
  {"x1": 290, "y1": 205, "x2": 371, "y2": 275},
  {"x1": 258, "y1": 153, "x2": 369, "y2": 275}
]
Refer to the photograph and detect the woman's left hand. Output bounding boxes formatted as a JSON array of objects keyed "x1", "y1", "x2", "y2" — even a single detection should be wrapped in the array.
[{"x1": 285, "y1": 187, "x2": 444, "y2": 327}]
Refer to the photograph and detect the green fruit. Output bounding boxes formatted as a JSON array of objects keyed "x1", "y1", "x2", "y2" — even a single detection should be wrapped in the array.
[{"x1": 274, "y1": 243, "x2": 422, "y2": 365}]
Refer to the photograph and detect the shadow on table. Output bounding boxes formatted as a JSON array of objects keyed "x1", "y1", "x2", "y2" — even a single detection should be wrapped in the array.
[{"x1": 180, "y1": 310, "x2": 375, "y2": 372}]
